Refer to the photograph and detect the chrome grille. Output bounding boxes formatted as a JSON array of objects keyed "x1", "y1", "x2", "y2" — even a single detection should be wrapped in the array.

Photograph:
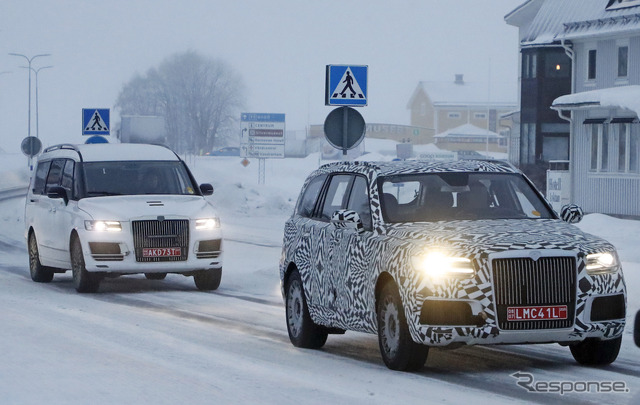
[
  {"x1": 132, "y1": 219, "x2": 189, "y2": 262},
  {"x1": 492, "y1": 256, "x2": 576, "y2": 330}
]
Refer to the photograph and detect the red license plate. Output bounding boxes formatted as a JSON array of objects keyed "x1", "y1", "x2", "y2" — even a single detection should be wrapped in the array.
[
  {"x1": 142, "y1": 248, "x2": 181, "y2": 257},
  {"x1": 507, "y1": 305, "x2": 568, "y2": 321}
]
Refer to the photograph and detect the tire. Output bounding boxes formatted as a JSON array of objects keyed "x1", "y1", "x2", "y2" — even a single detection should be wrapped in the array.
[
  {"x1": 193, "y1": 268, "x2": 222, "y2": 291},
  {"x1": 145, "y1": 273, "x2": 167, "y2": 280},
  {"x1": 285, "y1": 270, "x2": 328, "y2": 349},
  {"x1": 377, "y1": 283, "x2": 428, "y2": 371},
  {"x1": 71, "y1": 237, "x2": 100, "y2": 293},
  {"x1": 28, "y1": 233, "x2": 54, "y2": 283},
  {"x1": 569, "y1": 336, "x2": 622, "y2": 366}
]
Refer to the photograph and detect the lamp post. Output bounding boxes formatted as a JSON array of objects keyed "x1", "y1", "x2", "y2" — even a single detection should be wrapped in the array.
[
  {"x1": 21, "y1": 65, "x2": 53, "y2": 139},
  {"x1": 9, "y1": 53, "x2": 51, "y2": 138}
]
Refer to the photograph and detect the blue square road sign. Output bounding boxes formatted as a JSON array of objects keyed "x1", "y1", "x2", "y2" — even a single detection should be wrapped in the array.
[
  {"x1": 82, "y1": 108, "x2": 110, "y2": 135},
  {"x1": 325, "y1": 65, "x2": 368, "y2": 106}
]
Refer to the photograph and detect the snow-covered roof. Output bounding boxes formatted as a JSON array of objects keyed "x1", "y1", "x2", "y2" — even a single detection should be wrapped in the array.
[
  {"x1": 409, "y1": 78, "x2": 516, "y2": 108},
  {"x1": 551, "y1": 85, "x2": 640, "y2": 116},
  {"x1": 434, "y1": 123, "x2": 504, "y2": 139},
  {"x1": 506, "y1": 0, "x2": 640, "y2": 46},
  {"x1": 41, "y1": 143, "x2": 180, "y2": 162}
]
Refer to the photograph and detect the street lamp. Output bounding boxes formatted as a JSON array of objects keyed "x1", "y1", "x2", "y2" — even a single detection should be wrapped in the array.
[
  {"x1": 21, "y1": 65, "x2": 53, "y2": 139},
  {"x1": 9, "y1": 53, "x2": 51, "y2": 138}
]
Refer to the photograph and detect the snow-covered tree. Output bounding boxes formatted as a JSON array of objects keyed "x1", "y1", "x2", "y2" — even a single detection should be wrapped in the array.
[{"x1": 116, "y1": 50, "x2": 245, "y2": 153}]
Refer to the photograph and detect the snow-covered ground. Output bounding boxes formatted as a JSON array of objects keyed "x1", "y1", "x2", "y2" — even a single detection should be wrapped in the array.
[{"x1": 0, "y1": 140, "x2": 639, "y2": 405}]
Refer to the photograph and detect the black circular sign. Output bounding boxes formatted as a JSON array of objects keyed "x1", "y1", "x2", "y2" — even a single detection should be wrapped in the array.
[
  {"x1": 323, "y1": 106, "x2": 366, "y2": 150},
  {"x1": 21, "y1": 136, "x2": 42, "y2": 157}
]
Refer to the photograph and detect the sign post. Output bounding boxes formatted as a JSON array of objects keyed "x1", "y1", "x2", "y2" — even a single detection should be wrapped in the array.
[
  {"x1": 240, "y1": 113, "x2": 285, "y2": 184},
  {"x1": 21, "y1": 136, "x2": 42, "y2": 170},
  {"x1": 324, "y1": 65, "x2": 368, "y2": 160},
  {"x1": 323, "y1": 106, "x2": 366, "y2": 158}
]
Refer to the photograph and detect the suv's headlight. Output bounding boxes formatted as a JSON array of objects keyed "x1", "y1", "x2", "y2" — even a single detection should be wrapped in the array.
[
  {"x1": 84, "y1": 220, "x2": 122, "y2": 232},
  {"x1": 411, "y1": 250, "x2": 474, "y2": 279},
  {"x1": 586, "y1": 251, "x2": 619, "y2": 274},
  {"x1": 195, "y1": 218, "x2": 220, "y2": 230}
]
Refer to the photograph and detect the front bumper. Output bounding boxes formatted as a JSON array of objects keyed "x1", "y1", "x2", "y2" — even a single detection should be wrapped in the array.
[
  {"x1": 405, "y1": 250, "x2": 626, "y2": 347},
  {"x1": 78, "y1": 226, "x2": 223, "y2": 274}
]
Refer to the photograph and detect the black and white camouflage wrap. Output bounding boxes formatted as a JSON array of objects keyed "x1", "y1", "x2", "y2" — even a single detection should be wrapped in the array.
[{"x1": 280, "y1": 160, "x2": 626, "y2": 347}]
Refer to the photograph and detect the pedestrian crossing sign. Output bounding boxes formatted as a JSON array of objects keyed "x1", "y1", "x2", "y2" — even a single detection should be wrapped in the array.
[
  {"x1": 82, "y1": 108, "x2": 110, "y2": 135},
  {"x1": 325, "y1": 65, "x2": 368, "y2": 106}
]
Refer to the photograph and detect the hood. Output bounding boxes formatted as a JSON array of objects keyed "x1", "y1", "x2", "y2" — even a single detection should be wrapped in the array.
[
  {"x1": 383, "y1": 219, "x2": 614, "y2": 255},
  {"x1": 77, "y1": 195, "x2": 217, "y2": 221}
]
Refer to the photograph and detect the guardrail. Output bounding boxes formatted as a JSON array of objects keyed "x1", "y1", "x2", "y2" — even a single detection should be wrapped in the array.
[{"x1": 0, "y1": 186, "x2": 28, "y2": 202}]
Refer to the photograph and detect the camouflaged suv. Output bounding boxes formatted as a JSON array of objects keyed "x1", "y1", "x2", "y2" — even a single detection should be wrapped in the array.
[{"x1": 280, "y1": 160, "x2": 626, "y2": 371}]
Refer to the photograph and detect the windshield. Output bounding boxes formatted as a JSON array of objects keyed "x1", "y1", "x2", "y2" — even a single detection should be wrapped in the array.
[
  {"x1": 82, "y1": 161, "x2": 197, "y2": 197},
  {"x1": 379, "y1": 172, "x2": 555, "y2": 223}
]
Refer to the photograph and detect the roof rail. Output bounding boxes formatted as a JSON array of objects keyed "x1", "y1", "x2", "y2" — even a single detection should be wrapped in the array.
[{"x1": 43, "y1": 144, "x2": 81, "y2": 153}]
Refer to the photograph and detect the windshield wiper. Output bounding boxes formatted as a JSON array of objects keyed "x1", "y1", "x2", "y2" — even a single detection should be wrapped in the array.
[{"x1": 86, "y1": 191, "x2": 124, "y2": 196}]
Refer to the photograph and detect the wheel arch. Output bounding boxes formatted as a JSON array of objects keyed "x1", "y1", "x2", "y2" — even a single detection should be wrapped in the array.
[
  {"x1": 283, "y1": 261, "x2": 299, "y2": 291},
  {"x1": 375, "y1": 271, "x2": 396, "y2": 304},
  {"x1": 69, "y1": 229, "x2": 80, "y2": 251}
]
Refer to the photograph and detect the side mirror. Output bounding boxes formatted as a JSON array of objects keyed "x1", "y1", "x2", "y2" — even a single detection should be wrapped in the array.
[
  {"x1": 635, "y1": 310, "x2": 640, "y2": 348},
  {"x1": 47, "y1": 186, "x2": 68, "y2": 205},
  {"x1": 560, "y1": 203, "x2": 583, "y2": 223},
  {"x1": 331, "y1": 209, "x2": 365, "y2": 234},
  {"x1": 200, "y1": 183, "x2": 214, "y2": 196}
]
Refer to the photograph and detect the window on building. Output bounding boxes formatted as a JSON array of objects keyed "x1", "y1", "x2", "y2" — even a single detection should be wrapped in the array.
[
  {"x1": 631, "y1": 128, "x2": 639, "y2": 173},
  {"x1": 545, "y1": 52, "x2": 570, "y2": 78},
  {"x1": 520, "y1": 123, "x2": 536, "y2": 165},
  {"x1": 590, "y1": 125, "x2": 599, "y2": 171},
  {"x1": 618, "y1": 46, "x2": 629, "y2": 78},
  {"x1": 448, "y1": 112, "x2": 461, "y2": 119},
  {"x1": 523, "y1": 53, "x2": 537, "y2": 79},
  {"x1": 614, "y1": 122, "x2": 639, "y2": 173},
  {"x1": 588, "y1": 49, "x2": 597, "y2": 80},
  {"x1": 589, "y1": 123, "x2": 609, "y2": 172},
  {"x1": 474, "y1": 113, "x2": 487, "y2": 119},
  {"x1": 618, "y1": 123, "x2": 627, "y2": 172}
]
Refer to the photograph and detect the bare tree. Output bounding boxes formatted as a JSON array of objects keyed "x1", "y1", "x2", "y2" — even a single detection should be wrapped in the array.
[{"x1": 116, "y1": 50, "x2": 245, "y2": 153}]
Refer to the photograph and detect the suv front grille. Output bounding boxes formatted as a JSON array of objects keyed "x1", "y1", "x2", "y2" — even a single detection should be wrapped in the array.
[
  {"x1": 132, "y1": 219, "x2": 189, "y2": 262},
  {"x1": 492, "y1": 256, "x2": 576, "y2": 330}
]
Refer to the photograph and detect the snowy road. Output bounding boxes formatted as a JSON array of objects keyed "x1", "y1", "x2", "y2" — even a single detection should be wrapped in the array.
[{"x1": 1, "y1": 194, "x2": 639, "y2": 405}]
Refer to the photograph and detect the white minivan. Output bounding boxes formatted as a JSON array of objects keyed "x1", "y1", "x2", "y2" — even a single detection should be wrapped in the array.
[{"x1": 25, "y1": 143, "x2": 223, "y2": 293}]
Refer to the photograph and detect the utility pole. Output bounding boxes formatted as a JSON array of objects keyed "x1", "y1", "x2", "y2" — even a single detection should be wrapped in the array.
[
  {"x1": 21, "y1": 65, "x2": 53, "y2": 139},
  {"x1": 9, "y1": 53, "x2": 51, "y2": 138}
]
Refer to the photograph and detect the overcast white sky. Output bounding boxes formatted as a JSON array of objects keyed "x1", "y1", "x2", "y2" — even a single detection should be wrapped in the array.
[{"x1": 0, "y1": 0, "x2": 521, "y2": 153}]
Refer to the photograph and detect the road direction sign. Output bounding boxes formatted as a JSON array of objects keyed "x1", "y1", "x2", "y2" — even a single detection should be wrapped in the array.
[
  {"x1": 325, "y1": 65, "x2": 368, "y2": 106},
  {"x1": 240, "y1": 113, "x2": 285, "y2": 159},
  {"x1": 82, "y1": 108, "x2": 110, "y2": 136}
]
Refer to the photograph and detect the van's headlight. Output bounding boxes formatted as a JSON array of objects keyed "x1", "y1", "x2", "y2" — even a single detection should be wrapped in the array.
[
  {"x1": 411, "y1": 250, "x2": 474, "y2": 279},
  {"x1": 586, "y1": 252, "x2": 619, "y2": 274},
  {"x1": 195, "y1": 218, "x2": 220, "y2": 230},
  {"x1": 84, "y1": 220, "x2": 122, "y2": 232}
]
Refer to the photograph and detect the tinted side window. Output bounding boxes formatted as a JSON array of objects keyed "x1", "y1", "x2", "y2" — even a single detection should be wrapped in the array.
[
  {"x1": 33, "y1": 161, "x2": 51, "y2": 195},
  {"x1": 61, "y1": 160, "x2": 75, "y2": 198},
  {"x1": 297, "y1": 174, "x2": 327, "y2": 218},
  {"x1": 320, "y1": 175, "x2": 352, "y2": 220},
  {"x1": 45, "y1": 159, "x2": 65, "y2": 192},
  {"x1": 347, "y1": 175, "x2": 372, "y2": 230}
]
